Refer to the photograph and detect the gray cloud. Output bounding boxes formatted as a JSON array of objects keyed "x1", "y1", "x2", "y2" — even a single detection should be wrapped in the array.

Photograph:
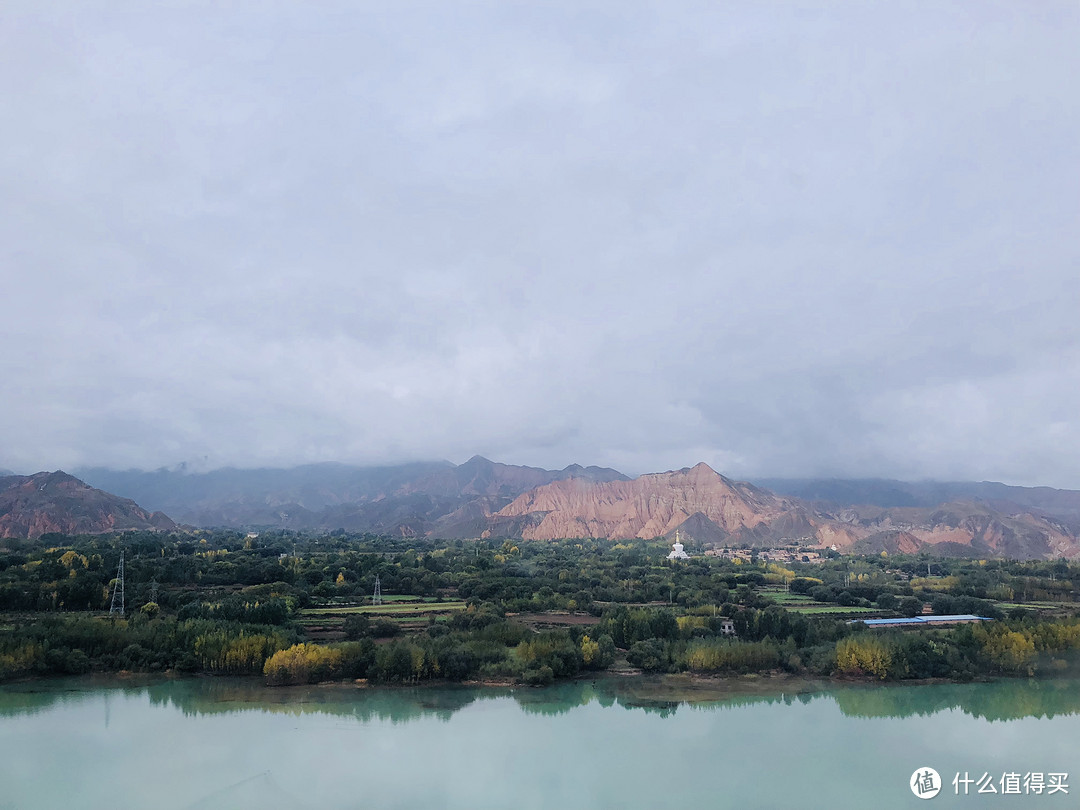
[{"x1": 2, "y1": 2, "x2": 1078, "y2": 486}]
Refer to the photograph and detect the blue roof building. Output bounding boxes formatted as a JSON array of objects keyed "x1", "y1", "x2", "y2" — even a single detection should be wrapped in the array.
[{"x1": 857, "y1": 614, "x2": 992, "y2": 628}]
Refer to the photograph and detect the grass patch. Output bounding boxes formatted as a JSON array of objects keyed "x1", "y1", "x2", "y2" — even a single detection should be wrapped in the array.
[
  {"x1": 785, "y1": 605, "x2": 879, "y2": 615},
  {"x1": 296, "y1": 615, "x2": 429, "y2": 628},
  {"x1": 377, "y1": 595, "x2": 442, "y2": 603},
  {"x1": 311, "y1": 595, "x2": 446, "y2": 606},
  {"x1": 301, "y1": 601, "x2": 466, "y2": 616},
  {"x1": 765, "y1": 592, "x2": 816, "y2": 605}
]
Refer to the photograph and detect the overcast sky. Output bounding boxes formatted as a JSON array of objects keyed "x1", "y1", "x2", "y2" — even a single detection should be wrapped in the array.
[{"x1": 2, "y1": 2, "x2": 1078, "y2": 486}]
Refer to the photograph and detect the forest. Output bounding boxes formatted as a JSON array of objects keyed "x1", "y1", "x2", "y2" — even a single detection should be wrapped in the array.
[{"x1": 2, "y1": 529, "x2": 1079, "y2": 686}]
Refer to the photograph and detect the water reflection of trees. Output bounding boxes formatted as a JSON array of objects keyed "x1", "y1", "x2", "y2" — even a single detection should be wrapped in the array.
[
  {"x1": 832, "y1": 679, "x2": 1080, "y2": 722},
  {"x1": 0, "y1": 678, "x2": 150, "y2": 718},
  {"x1": 145, "y1": 679, "x2": 488, "y2": 724},
  {"x1": 3, "y1": 676, "x2": 1080, "y2": 724}
]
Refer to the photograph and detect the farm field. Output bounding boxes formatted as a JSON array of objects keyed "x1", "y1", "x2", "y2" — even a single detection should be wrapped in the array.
[
  {"x1": 508, "y1": 612, "x2": 601, "y2": 632},
  {"x1": 298, "y1": 600, "x2": 467, "y2": 641},
  {"x1": 302, "y1": 601, "x2": 466, "y2": 616},
  {"x1": 309, "y1": 595, "x2": 451, "y2": 606},
  {"x1": 783, "y1": 604, "x2": 879, "y2": 615},
  {"x1": 763, "y1": 592, "x2": 817, "y2": 605},
  {"x1": 757, "y1": 588, "x2": 880, "y2": 614}
]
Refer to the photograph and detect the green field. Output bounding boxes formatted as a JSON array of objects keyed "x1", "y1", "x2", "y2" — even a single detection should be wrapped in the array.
[
  {"x1": 373, "y1": 595, "x2": 444, "y2": 603},
  {"x1": 311, "y1": 595, "x2": 450, "y2": 606},
  {"x1": 301, "y1": 601, "x2": 466, "y2": 616},
  {"x1": 757, "y1": 588, "x2": 876, "y2": 613},
  {"x1": 296, "y1": 613, "x2": 432, "y2": 627},
  {"x1": 297, "y1": 600, "x2": 466, "y2": 638},
  {"x1": 764, "y1": 592, "x2": 817, "y2": 605},
  {"x1": 783, "y1": 605, "x2": 880, "y2": 615}
]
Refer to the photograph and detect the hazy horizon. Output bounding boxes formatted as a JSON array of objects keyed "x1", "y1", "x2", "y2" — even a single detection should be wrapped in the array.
[
  {"x1": 3, "y1": 455, "x2": 1079, "y2": 493},
  {"x1": 3, "y1": 3, "x2": 1078, "y2": 488}
]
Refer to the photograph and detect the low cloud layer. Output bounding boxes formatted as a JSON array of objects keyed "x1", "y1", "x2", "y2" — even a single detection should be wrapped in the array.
[{"x1": 3, "y1": 3, "x2": 1078, "y2": 486}]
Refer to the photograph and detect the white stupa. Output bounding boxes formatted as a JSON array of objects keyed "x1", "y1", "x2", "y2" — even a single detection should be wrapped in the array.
[{"x1": 667, "y1": 530, "x2": 690, "y2": 560}]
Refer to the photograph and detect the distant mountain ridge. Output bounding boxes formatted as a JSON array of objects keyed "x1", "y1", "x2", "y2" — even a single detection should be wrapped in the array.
[
  {"x1": 754, "y1": 477, "x2": 1080, "y2": 518},
  {"x1": 0, "y1": 471, "x2": 175, "y2": 539},
  {"x1": 76, "y1": 457, "x2": 628, "y2": 537},
  {"x1": 55, "y1": 460, "x2": 1080, "y2": 559}
]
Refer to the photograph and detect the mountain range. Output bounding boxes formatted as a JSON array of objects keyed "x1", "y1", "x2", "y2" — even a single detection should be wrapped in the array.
[
  {"x1": 3, "y1": 458, "x2": 1080, "y2": 559},
  {"x1": 757, "y1": 478, "x2": 1080, "y2": 523},
  {"x1": 0, "y1": 471, "x2": 174, "y2": 539},
  {"x1": 72, "y1": 456, "x2": 627, "y2": 538}
]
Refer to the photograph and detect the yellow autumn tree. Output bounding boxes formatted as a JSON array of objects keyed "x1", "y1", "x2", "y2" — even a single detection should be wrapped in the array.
[
  {"x1": 835, "y1": 636, "x2": 893, "y2": 679},
  {"x1": 581, "y1": 635, "x2": 600, "y2": 666},
  {"x1": 59, "y1": 551, "x2": 87, "y2": 569},
  {"x1": 264, "y1": 643, "x2": 344, "y2": 685},
  {"x1": 978, "y1": 628, "x2": 1036, "y2": 673}
]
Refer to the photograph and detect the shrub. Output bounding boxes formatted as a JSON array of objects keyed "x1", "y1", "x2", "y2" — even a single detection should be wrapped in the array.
[
  {"x1": 343, "y1": 614, "x2": 372, "y2": 639},
  {"x1": 522, "y1": 665, "x2": 554, "y2": 686},
  {"x1": 627, "y1": 639, "x2": 668, "y2": 672}
]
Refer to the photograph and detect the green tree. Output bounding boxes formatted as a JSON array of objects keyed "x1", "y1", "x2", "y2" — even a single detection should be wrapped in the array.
[{"x1": 899, "y1": 597, "x2": 922, "y2": 618}]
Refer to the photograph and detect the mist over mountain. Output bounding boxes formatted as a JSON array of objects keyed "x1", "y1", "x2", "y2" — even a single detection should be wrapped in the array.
[
  {"x1": 755, "y1": 478, "x2": 1080, "y2": 523},
  {"x1": 75, "y1": 457, "x2": 628, "y2": 536},
  {"x1": 76, "y1": 461, "x2": 457, "y2": 519}
]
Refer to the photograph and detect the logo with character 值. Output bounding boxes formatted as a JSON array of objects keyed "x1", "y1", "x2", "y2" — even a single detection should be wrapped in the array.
[{"x1": 910, "y1": 767, "x2": 942, "y2": 799}]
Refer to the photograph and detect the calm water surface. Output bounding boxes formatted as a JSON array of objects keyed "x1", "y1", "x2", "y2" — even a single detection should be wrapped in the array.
[{"x1": 1, "y1": 675, "x2": 1078, "y2": 810}]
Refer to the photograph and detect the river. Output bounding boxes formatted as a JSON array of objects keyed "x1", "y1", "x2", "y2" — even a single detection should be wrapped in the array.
[{"x1": 1, "y1": 675, "x2": 1077, "y2": 809}]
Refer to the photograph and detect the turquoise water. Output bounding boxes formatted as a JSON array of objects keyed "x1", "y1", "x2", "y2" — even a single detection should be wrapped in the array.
[{"x1": 1, "y1": 675, "x2": 1077, "y2": 809}]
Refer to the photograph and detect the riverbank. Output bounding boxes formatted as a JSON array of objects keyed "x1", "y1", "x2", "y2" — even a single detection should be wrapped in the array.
[{"x1": 0, "y1": 667, "x2": 1013, "y2": 711}]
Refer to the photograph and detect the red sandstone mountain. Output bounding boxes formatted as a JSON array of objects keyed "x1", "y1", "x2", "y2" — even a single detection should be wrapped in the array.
[
  {"x1": 822, "y1": 501, "x2": 1078, "y2": 559},
  {"x1": 483, "y1": 463, "x2": 1080, "y2": 559},
  {"x1": 490, "y1": 462, "x2": 812, "y2": 542},
  {"x1": 0, "y1": 471, "x2": 175, "y2": 539}
]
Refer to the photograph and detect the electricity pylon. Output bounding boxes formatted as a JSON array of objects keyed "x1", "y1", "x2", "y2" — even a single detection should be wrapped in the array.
[{"x1": 109, "y1": 552, "x2": 125, "y2": 617}]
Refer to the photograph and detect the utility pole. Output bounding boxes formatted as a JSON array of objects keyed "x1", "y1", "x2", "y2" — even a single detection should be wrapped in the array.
[{"x1": 109, "y1": 552, "x2": 125, "y2": 617}]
